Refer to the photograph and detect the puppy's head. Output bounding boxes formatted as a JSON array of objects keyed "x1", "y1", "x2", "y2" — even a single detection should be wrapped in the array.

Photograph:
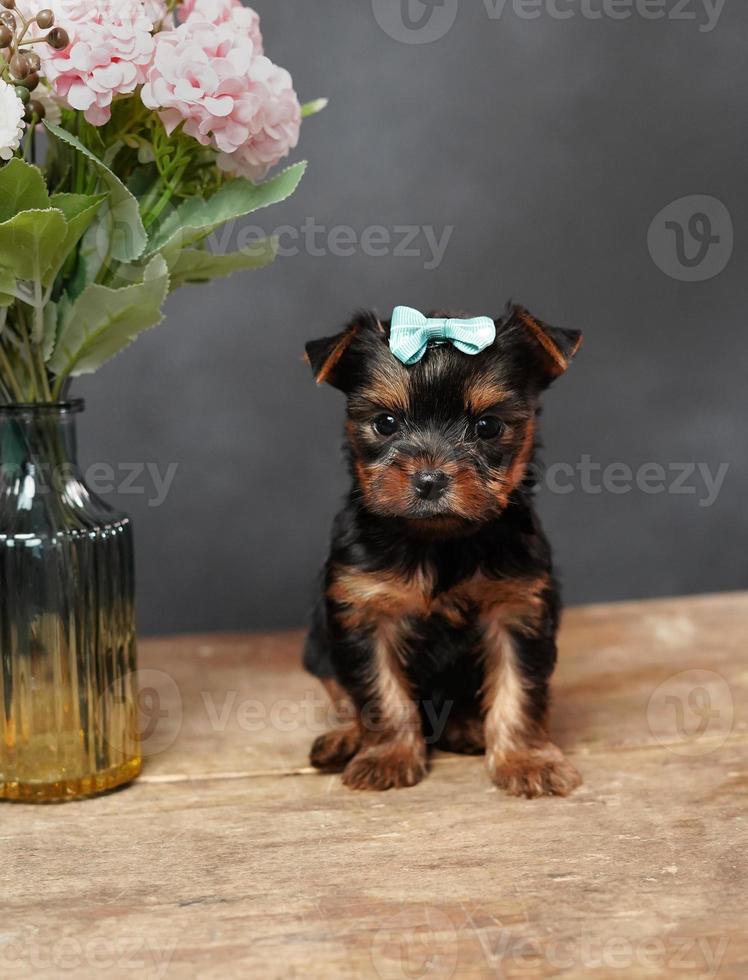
[{"x1": 306, "y1": 306, "x2": 581, "y2": 530}]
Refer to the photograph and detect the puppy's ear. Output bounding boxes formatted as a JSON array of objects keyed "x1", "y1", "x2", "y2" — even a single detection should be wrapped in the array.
[
  {"x1": 305, "y1": 326, "x2": 358, "y2": 388},
  {"x1": 510, "y1": 305, "x2": 583, "y2": 386},
  {"x1": 305, "y1": 311, "x2": 384, "y2": 391}
]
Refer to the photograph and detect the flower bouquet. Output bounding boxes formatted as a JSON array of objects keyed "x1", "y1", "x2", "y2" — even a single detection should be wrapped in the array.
[
  {"x1": 0, "y1": 0, "x2": 321, "y2": 801},
  {"x1": 0, "y1": 0, "x2": 322, "y2": 402}
]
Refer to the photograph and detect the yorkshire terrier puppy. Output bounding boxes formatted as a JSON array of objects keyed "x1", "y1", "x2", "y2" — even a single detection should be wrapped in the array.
[{"x1": 303, "y1": 304, "x2": 583, "y2": 796}]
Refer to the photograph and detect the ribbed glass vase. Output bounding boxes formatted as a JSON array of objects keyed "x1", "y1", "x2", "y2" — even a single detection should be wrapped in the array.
[{"x1": 0, "y1": 401, "x2": 140, "y2": 802}]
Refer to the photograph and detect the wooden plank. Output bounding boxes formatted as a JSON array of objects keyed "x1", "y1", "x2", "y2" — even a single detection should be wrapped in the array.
[{"x1": 2, "y1": 593, "x2": 747, "y2": 979}]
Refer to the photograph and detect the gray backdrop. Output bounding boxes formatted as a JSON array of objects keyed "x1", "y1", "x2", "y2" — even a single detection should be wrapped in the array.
[{"x1": 76, "y1": 0, "x2": 747, "y2": 635}]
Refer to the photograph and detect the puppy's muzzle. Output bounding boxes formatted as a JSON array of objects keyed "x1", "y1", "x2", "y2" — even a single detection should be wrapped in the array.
[{"x1": 412, "y1": 469, "x2": 450, "y2": 502}]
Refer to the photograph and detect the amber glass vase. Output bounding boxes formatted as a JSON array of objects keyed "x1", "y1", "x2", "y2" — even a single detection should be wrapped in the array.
[{"x1": 0, "y1": 401, "x2": 140, "y2": 802}]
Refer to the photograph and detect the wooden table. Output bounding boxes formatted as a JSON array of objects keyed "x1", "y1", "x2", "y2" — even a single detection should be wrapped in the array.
[{"x1": 3, "y1": 593, "x2": 747, "y2": 979}]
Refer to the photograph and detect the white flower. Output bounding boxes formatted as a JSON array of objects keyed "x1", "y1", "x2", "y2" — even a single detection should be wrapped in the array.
[{"x1": 0, "y1": 80, "x2": 25, "y2": 161}]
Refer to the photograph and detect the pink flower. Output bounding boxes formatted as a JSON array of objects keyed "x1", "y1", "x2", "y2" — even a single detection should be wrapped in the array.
[
  {"x1": 179, "y1": 0, "x2": 263, "y2": 52},
  {"x1": 41, "y1": 0, "x2": 157, "y2": 126},
  {"x1": 143, "y1": 0, "x2": 170, "y2": 25},
  {"x1": 216, "y1": 60, "x2": 300, "y2": 182},
  {"x1": 142, "y1": 17, "x2": 300, "y2": 181}
]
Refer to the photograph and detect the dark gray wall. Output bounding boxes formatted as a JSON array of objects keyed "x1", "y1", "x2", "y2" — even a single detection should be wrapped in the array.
[{"x1": 77, "y1": 0, "x2": 747, "y2": 635}]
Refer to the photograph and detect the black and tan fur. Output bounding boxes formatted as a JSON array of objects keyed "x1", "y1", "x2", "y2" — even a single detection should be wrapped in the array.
[{"x1": 303, "y1": 305, "x2": 583, "y2": 795}]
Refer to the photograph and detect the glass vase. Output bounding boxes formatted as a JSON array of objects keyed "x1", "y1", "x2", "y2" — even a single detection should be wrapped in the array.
[{"x1": 0, "y1": 401, "x2": 140, "y2": 802}]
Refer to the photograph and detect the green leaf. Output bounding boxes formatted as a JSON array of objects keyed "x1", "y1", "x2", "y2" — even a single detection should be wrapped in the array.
[
  {"x1": 168, "y1": 237, "x2": 278, "y2": 291},
  {"x1": 147, "y1": 161, "x2": 307, "y2": 257},
  {"x1": 50, "y1": 192, "x2": 107, "y2": 234},
  {"x1": 0, "y1": 269, "x2": 16, "y2": 306},
  {"x1": 0, "y1": 159, "x2": 50, "y2": 223},
  {"x1": 44, "y1": 122, "x2": 148, "y2": 263},
  {"x1": 0, "y1": 209, "x2": 68, "y2": 283},
  {"x1": 49, "y1": 255, "x2": 169, "y2": 380},
  {"x1": 47, "y1": 192, "x2": 108, "y2": 285},
  {"x1": 301, "y1": 98, "x2": 328, "y2": 119}
]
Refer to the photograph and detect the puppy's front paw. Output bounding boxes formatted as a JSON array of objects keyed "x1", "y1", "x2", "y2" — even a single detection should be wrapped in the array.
[
  {"x1": 489, "y1": 743, "x2": 582, "y2": 798},
  {"x1": 310, "y1": 725, "x2": 361, "y2": 772},
  {"x1": 342, "y1": 741, "x2": 427, "y2": 791}
]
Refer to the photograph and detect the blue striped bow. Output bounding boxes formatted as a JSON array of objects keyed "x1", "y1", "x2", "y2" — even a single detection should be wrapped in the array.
[{"x1": 389, "y1": 306, "x2": 496, "y2": 366}]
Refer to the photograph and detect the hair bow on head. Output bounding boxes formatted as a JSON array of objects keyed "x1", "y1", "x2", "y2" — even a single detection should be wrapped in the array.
[{"x1": 389, "y1": 306, "x2": 496, "y2": 366}]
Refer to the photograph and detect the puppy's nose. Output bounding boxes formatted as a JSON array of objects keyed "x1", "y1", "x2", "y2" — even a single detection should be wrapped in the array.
[{"x1": 412, "y1": 470, "x2": 449, "y2": 501}]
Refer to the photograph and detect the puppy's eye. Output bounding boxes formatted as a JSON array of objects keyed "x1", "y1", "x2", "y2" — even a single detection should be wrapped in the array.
[
  {"x1": 475, "y1": 416, "x2": 505, "y2": 440},
  {"x1": 373, "y1": 413, "x2": 399, "y2": 437}
]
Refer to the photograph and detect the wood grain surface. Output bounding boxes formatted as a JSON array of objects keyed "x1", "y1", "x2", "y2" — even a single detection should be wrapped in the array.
[{"x1": 2, "y1": 593, "x2": 747, "y2": 979}]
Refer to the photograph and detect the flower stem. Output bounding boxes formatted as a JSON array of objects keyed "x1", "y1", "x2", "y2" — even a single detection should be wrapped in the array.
[
  {"x1": 17, "y1": 310, "x2": 39, "y2": 401},
  {"x1": 0, "y1": 342, "x2": 25, "y2": 403},
  {"x1": 35, "y1": 345, "x2": 52, "y2": 401},
  {"x1": 51, "y1": 370, "x2": 68, "y2": 403},
  {"x1": 14, "y1": 9, "x2": 31, "y2": 47},
  {"x1": 143, "y1": 161, "x2": 188, "y2": 230},
  {"x1": 32, "y1": 282, "x2": 53, "y2": 402}
]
